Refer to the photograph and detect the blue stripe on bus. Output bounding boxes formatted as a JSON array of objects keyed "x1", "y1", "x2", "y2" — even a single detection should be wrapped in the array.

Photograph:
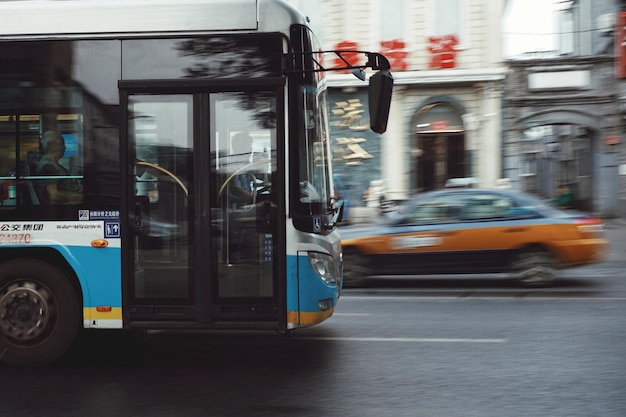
[
  {"x1": 286, "y1": 254, "x2": 300, "y2": 313},
  {"x1": 286, "y1": 253, "x2": 339, "y2": 314},
  {"x1": 51, "y1": 245, "x2": 122, "y2": 308},
  {"x1": 46, "y1": 247, "x2": 336, "y2": 316}
]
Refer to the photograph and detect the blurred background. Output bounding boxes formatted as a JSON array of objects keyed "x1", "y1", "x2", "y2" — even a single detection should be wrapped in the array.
[{"x1": 288, "y1": 0, "x2": 626, "y2": 222}]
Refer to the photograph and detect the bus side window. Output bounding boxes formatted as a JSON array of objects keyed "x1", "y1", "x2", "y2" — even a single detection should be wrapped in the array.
[{"x1": 24, "y1": 151, "x2": 42, "y2": 205}]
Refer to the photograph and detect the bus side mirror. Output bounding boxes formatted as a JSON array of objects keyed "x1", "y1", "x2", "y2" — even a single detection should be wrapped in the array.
[{"x1": 368, "y1": 70, "x2": 393, "y2": 134}]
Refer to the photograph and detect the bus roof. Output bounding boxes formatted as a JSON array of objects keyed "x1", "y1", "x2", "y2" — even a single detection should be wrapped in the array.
[{"x1": 0, "y1": 0, "x2": 307, "y2": 39}]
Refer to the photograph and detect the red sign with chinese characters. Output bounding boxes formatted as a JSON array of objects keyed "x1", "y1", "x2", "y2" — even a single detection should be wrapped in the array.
[
  {"x1": 334, "y1": 39, "x2": 412, "y2": 72},
  {"x1": 380, "y1": 39, "x2": 409, "y2": 71},
  {"x1": 333, "y1": 41, "x2": 361, "y2": 73},
  {"x1": 427, "y1": 34, "x2": 459, "y2": 69}
]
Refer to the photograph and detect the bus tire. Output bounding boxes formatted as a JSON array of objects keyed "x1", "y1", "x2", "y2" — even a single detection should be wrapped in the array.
[{"x1": 0, "y1": 259, "x2": 80, "y2": 367}]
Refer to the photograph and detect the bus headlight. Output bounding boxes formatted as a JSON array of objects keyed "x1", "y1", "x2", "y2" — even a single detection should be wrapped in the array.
[{"x1": 308, "y1": 252, "x2": 337, "y2": 285}]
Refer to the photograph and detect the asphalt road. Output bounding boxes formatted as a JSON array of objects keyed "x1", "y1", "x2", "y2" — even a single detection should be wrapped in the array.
[
  {"x1": 1, "y1": 270, "x2": 625, "y2": 417},
  {"x1": 0, "y1": 222, "x2": 624, "y2": 417}
]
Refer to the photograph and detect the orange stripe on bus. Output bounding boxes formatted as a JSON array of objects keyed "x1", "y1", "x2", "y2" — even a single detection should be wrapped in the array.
[
  {"x1": 83, "y1": 307, "x2": 123, "y2": 320},
  {"x1": 287, "y1": 308, "x2": 335, "y2": 327}
]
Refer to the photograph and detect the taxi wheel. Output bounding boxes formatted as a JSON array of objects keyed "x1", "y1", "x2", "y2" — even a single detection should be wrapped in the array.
[
  {"x1": 342, "y1": 250, "x2": 372, "y2": 288},
  {"x1": 512, "y1": 249, "x2": 556, "y2": 287}
]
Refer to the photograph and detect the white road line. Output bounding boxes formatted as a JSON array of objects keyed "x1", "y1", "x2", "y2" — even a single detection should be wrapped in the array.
[
  {"x1": 341, "y1": 295, "x2": 626, "y2": 301},
  {"x1": 333, "y1": 313, "x2": 372, "y2": 316},
  {"x1": 301, "y1": 336, "x2": 507, "y2": 343}
]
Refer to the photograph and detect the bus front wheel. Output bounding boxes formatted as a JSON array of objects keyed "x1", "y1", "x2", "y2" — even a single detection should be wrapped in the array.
[{"x1": 0, "y1": 259, "x2": 80, "y2": 367}]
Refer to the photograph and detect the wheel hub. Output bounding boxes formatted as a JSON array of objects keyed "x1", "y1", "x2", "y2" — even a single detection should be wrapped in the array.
[{"x1": 0, "y1": 282, "x2": 51, "y2": 342}]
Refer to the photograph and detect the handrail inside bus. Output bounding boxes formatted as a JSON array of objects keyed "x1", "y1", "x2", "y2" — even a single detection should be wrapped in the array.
[
  {"x1": 136, "y1": 161, "x2": 188, "y2": 197},
  {"x1": 217, "y1": 159, "x2": 271, "y2": 200}
]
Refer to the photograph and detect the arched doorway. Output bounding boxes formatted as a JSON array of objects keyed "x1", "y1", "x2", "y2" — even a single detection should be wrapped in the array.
[
  {"x1": 520, "y1": 122, "x2": 594, "y2": 211},
  {"x1": 412, "y1": 101, "x2": 466, "y2": 191}
]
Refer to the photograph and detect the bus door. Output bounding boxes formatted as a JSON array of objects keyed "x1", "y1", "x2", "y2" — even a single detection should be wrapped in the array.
[{"x1": 122, "y1": 88, "x2": 282, "y2": 326}]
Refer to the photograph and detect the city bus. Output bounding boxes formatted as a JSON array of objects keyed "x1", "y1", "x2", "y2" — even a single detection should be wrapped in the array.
[{"x1": 0, "y1": 0, "x2": 392, "y2": 366}]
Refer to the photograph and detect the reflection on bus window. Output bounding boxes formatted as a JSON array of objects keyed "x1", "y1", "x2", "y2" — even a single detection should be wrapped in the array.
[{"x1": 299, "y1": 86, "x2": 331, "y2": 204}]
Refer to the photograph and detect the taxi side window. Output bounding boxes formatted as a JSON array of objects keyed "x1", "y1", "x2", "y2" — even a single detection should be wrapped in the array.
[
  {"x1": 408, "y1": 195, "x2": 463, "y2": 224},
  {"x1": 460, "y1": 193, "x2": 516, "y2": 221}
]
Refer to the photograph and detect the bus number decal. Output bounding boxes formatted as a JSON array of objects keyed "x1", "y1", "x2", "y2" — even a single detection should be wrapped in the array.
[{"x1": 0, "y1": 233, "x2": 31, "y2": 244}]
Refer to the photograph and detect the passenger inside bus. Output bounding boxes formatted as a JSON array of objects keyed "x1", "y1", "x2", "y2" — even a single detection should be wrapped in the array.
[
  {"x1": 227, "y1": 131, "x2": 256, "y2": 208},
  {"x1": 36, "y1": 130, "x2": 82, "y2": 204}
]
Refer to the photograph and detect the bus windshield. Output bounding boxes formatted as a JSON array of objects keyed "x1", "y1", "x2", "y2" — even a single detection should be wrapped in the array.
[{"x1": 299, "y1": 85, "x2": 331, "y2": 205}]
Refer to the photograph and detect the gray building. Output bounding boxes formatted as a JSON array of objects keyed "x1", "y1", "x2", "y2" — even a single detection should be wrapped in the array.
[{"x1": 503, "y1": 0, "x2": 626, "y2": 217}]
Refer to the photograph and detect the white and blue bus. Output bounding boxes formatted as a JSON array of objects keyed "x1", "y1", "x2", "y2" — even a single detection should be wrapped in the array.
[{"x1": 0, "y1": 0, "x2": 392, "y2": 366}]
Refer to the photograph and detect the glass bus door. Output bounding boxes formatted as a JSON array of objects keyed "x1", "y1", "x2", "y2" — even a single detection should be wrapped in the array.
[{"x1": 124, "y1": 91, "x2": 280, "y2": 325}]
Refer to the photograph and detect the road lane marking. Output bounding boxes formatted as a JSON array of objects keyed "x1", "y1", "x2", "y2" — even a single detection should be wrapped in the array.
[
  {"x1": 301, "y1": 336, "x2": 506, "y2": 343},
  {"x1": 333, "y1": 313, "x2": 372, "y2": 316},
  {"x1": 341, "y1": 295, "x2": 626, "y2": 301}
]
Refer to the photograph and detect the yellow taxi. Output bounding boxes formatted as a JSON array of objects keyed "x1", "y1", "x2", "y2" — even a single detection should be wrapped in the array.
[{"x1": 340, "y1": 188, "x2": 608, "y2": 287}]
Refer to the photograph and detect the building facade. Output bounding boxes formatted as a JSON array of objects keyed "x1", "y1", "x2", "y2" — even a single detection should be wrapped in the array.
[
  {"x1": 503, "y1": 0, "x2": 626, "y2": 217},
  {"x1": 289, "y1": 0, "x2": 507, "y2": 207}
]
